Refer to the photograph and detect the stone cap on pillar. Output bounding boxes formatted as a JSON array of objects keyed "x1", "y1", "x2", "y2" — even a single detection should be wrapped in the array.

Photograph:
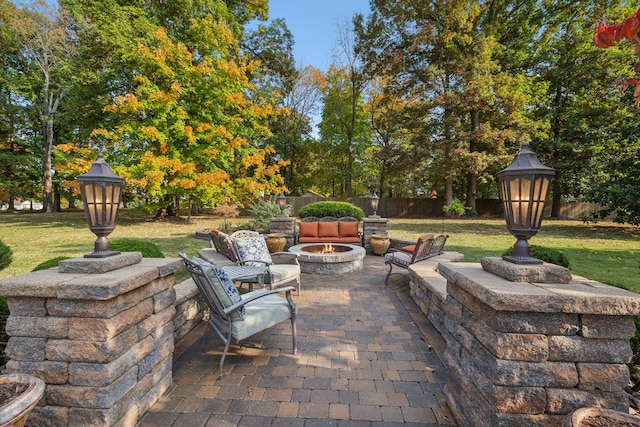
[
  {"x1": 0, "y1": 257, "x2": 183, "y2": 300},
  {"x1": 59, "y1": 252, "x2": 142, "y2": 274},
  {"x1": 480, "y1": 257, "x2": 572, "y2": 284}
]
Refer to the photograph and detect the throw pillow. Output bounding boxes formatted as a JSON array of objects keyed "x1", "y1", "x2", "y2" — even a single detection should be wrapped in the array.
[
  {"x1": 299, "y1": 221, "x2": 319, "y2": 238},
  {"x1": 191, "y1": 255, "x2": 245, "y2": 319},
  {"x1": 233, "y1": 237, "x2": 273, "y2": 268},
  {"x1": 318, "y1": 221, "x2": 339, "y2": 238},
  {"x1": 338, "y1": 221, "x2": 359, "y2": 238}
]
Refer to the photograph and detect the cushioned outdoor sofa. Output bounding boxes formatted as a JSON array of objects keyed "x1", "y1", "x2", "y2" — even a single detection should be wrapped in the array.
[{"x1": 296, "y1": 216, "x2": 362, "y2": 244}]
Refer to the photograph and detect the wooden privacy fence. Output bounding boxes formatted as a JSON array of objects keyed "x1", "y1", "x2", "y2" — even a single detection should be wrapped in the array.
[{"x1": 286, "y1": 196, "x2": 603, "y2": 220}]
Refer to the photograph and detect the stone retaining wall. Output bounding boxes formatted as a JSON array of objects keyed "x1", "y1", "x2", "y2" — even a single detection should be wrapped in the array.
[
  {"x1": 408, "y1": 252, "x2": 464, "y2": 335},
  {"x1": 0, "y1": 255, "x2": 183, "y2": 427},
  {"x1": 438, "y1": 261, "x2": 640, "y2": 426},
  {"x1": 173, "y1": 278, "x2": 206, "y2": 343}
]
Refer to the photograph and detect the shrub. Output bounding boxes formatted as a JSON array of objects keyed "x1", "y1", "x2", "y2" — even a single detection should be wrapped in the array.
[
  {"x1": 443, "y1": 198, "x2": 466, "y2": 216},
  {"x1": 213, "y1": 204, "x2": 240, "y2": 234},
  {"x1": 0, "y1": 240, "x2": 12, "y2": 272},
  {"x1": 110, "y1": 239, "x2": 164, "y2": 257},
  {"x1": 32, "y1": 256, "x2": 72, "y2": 272},
  {"x1": 502, "y1": 245, "x2": 570, "y2": 268},
  {"x1": 298, "y1": 201, "x2": 364, "y2": 220},
  {"x1": 249, "y1": 197, "x2": 292, "y2": 232}
]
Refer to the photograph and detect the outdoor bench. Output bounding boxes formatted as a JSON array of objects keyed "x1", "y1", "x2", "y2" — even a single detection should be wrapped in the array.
[{"x1": 296, "y1": 216, "x2": 362, "y2": 244}]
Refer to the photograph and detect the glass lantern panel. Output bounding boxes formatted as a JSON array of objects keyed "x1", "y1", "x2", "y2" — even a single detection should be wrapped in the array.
[
  {"x1": 530, "y1": 177, "x2": 550, "y2": 228},
  {"x1": 508, "y1": 177, "x2": 531, "y2": 227},
  {"x1": 84, "y1": 184, "x2": 104, "y2": 226},
  {"x1": 105, "y1": 183, "x2": 121, "y2": 224}
]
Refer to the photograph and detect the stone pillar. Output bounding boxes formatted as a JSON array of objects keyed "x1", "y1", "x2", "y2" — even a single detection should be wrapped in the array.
[
  {"x1": 0, "y1": 253, "x2": 182, "y2": 427},
  {"x1": 269, "y1": 216, "x2": 296, "y2": 249},
  {"x1": 362, "y1": 217, "x2": 388, "y2": 253},
  {"x1": 439, "y1": 258, "x2": 640, "y2": 426}
]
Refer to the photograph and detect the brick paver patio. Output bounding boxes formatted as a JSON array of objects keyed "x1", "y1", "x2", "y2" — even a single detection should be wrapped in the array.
[{"x1": 137, "y1": 255, "x2": 457, "y2": 426}]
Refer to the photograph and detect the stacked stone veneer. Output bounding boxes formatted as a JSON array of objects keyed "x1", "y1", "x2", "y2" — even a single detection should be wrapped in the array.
[
  {"x1": 408, "y1": 251, "x2": 464, "y2": 335},
  {"x1": 362, "y1": 217, "x2": 388, "y2": 252},
  {"x1": 0, "y1": 253, "x2": 183, "y2": 427},
  {"x1": 436, "y1": 259, "x2": 640, "y2": 427},
  {"x1": 269, "y1": 216, "x2": 296, "y2": 249}
]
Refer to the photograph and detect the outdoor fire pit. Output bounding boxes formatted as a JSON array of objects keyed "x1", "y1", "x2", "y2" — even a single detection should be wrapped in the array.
[{"x1": 288, "y1": 243, "x2": 365, "y2": 274}]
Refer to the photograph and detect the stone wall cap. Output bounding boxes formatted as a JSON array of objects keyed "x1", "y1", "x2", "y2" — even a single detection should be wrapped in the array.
[
  {"x1": 480, "y1": 257, "x2": 572, "y2": 283},
  {"x1": 439, "y1": 262, "x2": 640, "y2": 315},
  {"x1": 58, "y1": 252, "x2": 142, "y2": 274},
  {"x1": 0, "y1": 258, "x2": 182, "y2": 300}
]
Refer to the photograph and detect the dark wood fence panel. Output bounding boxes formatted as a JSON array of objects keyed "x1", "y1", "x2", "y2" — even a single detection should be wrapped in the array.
[{"x1": 288, "y1": 197, "x2": 602, "y2": 220}]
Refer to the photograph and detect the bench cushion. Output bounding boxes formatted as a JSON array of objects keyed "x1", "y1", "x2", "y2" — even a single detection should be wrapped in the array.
[{"x1": 384, "y1": 251, "x2": 412, "y2": 268}]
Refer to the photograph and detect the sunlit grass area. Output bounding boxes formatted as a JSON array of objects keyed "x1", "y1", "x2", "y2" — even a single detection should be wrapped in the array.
[
  {"x1": 387, "y1": 217, "x2": 640, "y2": 292},
  {"x1": 0, "y1": 212, "x2": 638, "y2": 293}
]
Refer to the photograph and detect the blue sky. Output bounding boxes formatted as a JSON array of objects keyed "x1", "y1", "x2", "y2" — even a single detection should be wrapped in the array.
[{"x1": 267, "y1": 0, "x2": 371, "y2": 70}]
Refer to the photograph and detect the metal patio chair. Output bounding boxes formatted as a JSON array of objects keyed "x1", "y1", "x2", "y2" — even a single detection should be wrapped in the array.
[{"x1": 179, "y1": 253, "x2": 297, "y2": 378}]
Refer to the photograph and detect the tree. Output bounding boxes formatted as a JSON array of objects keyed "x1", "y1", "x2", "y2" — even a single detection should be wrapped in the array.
[
  {"x1": 533, "y1": 3, "x2": 636, "y2": 217},
  {"x1": 355, "y1": 1, "x2": 541, "y2": 207},
  {"x1": 5, "y1": 0, "x2": 77, "y2": 213},
  {"x1": 589, "y1": 5, "x2": 640, "y2": 225},
  {"x1": 317, "y1": 64, "x2": 371, "y2": 197},
  {"x1": 316, "y1": 20, "x2": 371, "y2": 197},
  {"x1": 60, "y1": 0, "x2": 287, "y2": 216},
  {"x1": 267, "y1": 65, "x2": 324, "y2": 194}
]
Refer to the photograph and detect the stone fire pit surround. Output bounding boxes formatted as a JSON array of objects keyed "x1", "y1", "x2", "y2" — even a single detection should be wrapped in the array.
[{"x1": 287, "y1": 243, "x2": 365, "y2": 274}]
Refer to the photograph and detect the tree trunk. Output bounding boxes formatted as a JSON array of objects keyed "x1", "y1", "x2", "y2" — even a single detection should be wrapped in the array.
[
  {"x1": 466, "y1": 110, "x2": 480, "y2": 215},
  {"x1": 551, "y1": 177, "x2": 562, "y2": 218},
  {"x1": 43, "y1": 117, "x2": 55, "y2": 213}
]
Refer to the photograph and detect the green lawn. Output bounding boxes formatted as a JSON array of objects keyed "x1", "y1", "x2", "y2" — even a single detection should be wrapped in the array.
[
  {"x1": 388, "y1": 217, "x2": 640, "y2": 292},
  {"x1": 0, "y1": 211, "x2": 638, "y2": 293}
]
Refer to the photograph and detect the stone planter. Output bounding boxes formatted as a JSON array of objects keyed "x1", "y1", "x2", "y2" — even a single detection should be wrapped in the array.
[
  {"x1": 0, "y1": 374, "x2": 45, "y2": 427},
  {"x1": 266, "y1": 233, "x2": 286, "y2": 253},
  {"x1": 562, "y1": 407, "x2": 640, "y2": 427}
]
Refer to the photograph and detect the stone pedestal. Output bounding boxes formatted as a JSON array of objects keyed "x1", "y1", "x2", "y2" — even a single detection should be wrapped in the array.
[
  {"x1": 269, "y1": 216, "x2": 296, "y2": 249},
  {"x1": 439, "y1": 258, "x2": 640, "y2": 426},
  {"x1": 0, "y1": 253, "x2": 182, "y2": 426},
  {"x1": 362, "y1": 217, "x2": 388, "y2": 253}
]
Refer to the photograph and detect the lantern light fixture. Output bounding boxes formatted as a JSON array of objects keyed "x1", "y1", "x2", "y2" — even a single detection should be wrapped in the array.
[
  {"x1": 370, "y1": 193, "x2": 380, "y2": 217},
  {"x1": 276, "y1": 193, "x2": 287, "y2": 216},
  {"x1": 497, "y1": 142, "x2": 555, "y2": 265},
  {"x1": 78, "y1": 154, "x2": 125, "y2": 258}
]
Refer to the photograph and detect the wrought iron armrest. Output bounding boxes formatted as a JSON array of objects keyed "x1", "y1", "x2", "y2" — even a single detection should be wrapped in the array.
[
  {"x1": 271, "y1": 252, "x2": 299, "y2": 265},
  {"x1": 238, "y1": 259, "x2": 273, "y2": 267},
  {"x1": 223, "y1": 286, "x2": 297, "y2": 315}
]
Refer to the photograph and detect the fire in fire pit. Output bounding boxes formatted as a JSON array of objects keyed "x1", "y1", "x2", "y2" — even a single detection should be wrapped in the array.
[{"x1": 300, "y1": 244, "x2": 353, "y2": 254}]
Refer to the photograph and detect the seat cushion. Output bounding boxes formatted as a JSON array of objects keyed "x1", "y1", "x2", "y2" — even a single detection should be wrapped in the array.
[
  {"x1": 267, "y1": 264, "x2": 300, "y2": 284},
  {"x1": 234, "y1": 237, "x2": 273, "y2": 267},
  {"x1": 318, "y1": 222, "x2": 339, "y2": 238},
  {"x1": 231, "y1": 291, "x2": 292, "y2": 341},
  {"x1": 339, "y1": 221, "x2": 359, "y2": 238},
  {"x1": 384, "y1": 251, "x2": 412, "y2": 268},
  {"x1": 299, "y1": 222, "x2": 319, "y2": 239},
  {"x1": 191, "y1": 256, "x2": 244, "y2": 319}
]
